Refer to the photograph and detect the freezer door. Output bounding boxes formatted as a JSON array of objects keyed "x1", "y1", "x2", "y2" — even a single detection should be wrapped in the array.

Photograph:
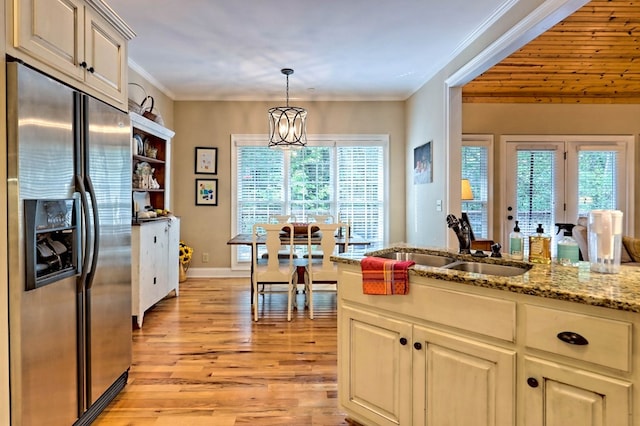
[
  {"x1": 84, "y1": 95, "x2": 132, "y2": 408},
  {"x1": 7, "y1": 62, "x2": 79, "y2": 425}
]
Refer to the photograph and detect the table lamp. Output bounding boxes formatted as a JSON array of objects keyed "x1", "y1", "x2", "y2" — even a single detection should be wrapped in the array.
[{"x1": 461, "y1": 179, "x2": 474, "y2": 201}]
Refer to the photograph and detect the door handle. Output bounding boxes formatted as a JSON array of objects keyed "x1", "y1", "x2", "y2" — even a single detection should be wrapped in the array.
[{"x1": 84, "y1": 175, "x2": 101, "y2": 290}]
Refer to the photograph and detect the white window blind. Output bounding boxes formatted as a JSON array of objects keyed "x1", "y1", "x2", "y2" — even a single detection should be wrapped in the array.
[
  {"x1": 577, "y1": 150, "x2": 618, "y2": 215},
  {"x1": 290, "y1": 146, "x2": 333, "y2": 218},
  {"x1": 515, "y1": 149, "x2": 556, "y2": 238},
  {"x1": 461, "y1": 145, "x2": 489, "y2": 238},
  {"x1": 337, "y1": 145, "x2": 384, "y2": 249},
  {"x1": 232, "y1": 136, "x2": 387, "y2": 265}
]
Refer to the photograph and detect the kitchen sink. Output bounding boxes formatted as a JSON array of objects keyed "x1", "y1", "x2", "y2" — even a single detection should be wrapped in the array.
[
  {"x1": 374, "y1": 252, "x2": 457, "y2": 268},
  {"x1": 443, "y1": 261, "x2": 530, "y2": 277}
]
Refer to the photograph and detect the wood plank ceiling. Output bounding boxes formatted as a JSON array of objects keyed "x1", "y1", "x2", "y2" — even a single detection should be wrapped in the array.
[{"x1": 462, "y1": 0, "x2": 640, "y2": 103}]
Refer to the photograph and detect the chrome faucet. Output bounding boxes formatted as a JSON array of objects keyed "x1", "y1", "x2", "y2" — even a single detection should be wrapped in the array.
[{"x1": 446, "y1": 214, "x2": 471, "y2": 254}]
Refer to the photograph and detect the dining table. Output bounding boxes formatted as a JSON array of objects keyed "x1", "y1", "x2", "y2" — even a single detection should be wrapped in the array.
[{"x1": 227, "y1": 230, "x2": 371, "y2": 304}]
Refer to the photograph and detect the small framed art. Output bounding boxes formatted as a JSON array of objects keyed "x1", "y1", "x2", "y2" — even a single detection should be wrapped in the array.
[
  {"x1": 196, "y1": 178, "x2": 218, "y2": 206},
  {"x1": 195, "y1": 146, "x2": 218, "y2": 174},
  {"x1": 413, "y1": 141, "x2": 433, "y2": 184}
]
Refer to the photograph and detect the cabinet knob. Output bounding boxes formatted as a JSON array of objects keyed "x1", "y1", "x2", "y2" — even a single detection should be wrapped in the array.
[
  {"x1": 399, "y1": 337, "x2": 408, "y2": 346},
  {"x1": 527, "y1": 377, "x2": 539, "y2": 388},
  {"x1": 80, "y1": 61, "x2": 87, "y2": 69},
  {"x1": 413, "y1": 342, "x2": 422, "y2": 350},
  {"x1": 557, "y1": 331, "x2": 589, "y2": 346},
  {"x1": 88, "y1": 66, "x2": 95, "y2": 73}
]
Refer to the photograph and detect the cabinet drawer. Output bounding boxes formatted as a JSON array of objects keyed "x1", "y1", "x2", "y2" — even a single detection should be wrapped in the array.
[
  {"x1": 339, "y1": 269, "x2": 515, "y2": 342},
  {"x1": 523, "y1": 304, "x2": 631, "y2": 371}
]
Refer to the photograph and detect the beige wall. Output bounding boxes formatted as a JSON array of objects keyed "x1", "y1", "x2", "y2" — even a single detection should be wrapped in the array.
[
  {"x1": 404, "y1": 0, "x2": 575, "y2": 250},
  {"x1": 173, "y1": 101, "x2": 406, "y2": 270},
  {"x1": 127, "y1": 69, "x2": 174, "y2": 131},
  {"x1": 463, "y1": 103, "x2": 640, "y2": 240}
]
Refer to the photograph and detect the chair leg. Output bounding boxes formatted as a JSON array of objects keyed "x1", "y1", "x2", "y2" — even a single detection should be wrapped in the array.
[
  {"x1": 307, "y1": 274, "x2": 314, "y2": 320},
  {"x1": 287, "y1": 277, "x2": 294, "y2": 322},
  {"x1": 252, "y1": 275, "x2": 258, "y2": 321}
]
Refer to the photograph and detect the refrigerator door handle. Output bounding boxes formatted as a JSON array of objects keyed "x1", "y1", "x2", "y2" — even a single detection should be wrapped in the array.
[
  {"x1": 75, "y1": 174, "x2": 92, "y2": 291},
  {"x1": 84, "y1": 175, "x2": 101, "y2": 290}
]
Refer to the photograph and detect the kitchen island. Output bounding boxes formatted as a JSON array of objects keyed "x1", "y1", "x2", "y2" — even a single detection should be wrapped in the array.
[{"x1": 333, "y1": 245, "x2": 640, "y2": 426}]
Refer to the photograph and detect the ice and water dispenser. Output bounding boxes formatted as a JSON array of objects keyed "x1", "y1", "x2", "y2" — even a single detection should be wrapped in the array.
[{"x1": 24, "y1": 199, "x2": 80, "y2": 290}]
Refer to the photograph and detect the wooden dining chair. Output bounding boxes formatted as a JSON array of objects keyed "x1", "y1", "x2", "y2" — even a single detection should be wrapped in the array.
[
  {"x1": 264, "y1": 214, "x2": 298, "y2": 259},
  {"x1": 252, "y1": 223, "x2": 298, "y2": 321},
  {"x1": 268, "y1": 214, "x2": 296, "y2": 223},
  {"x1": 303, "y1": 222, "x2": 349, "y2": 319},
  {"x1": 310, "y1": 214, "x2": 334, "y2": 224}
]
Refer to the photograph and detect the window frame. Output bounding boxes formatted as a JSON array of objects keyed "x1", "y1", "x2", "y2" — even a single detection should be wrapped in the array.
[{"x1": 230, "y1": 134, "x2": 389, "y2": 270}]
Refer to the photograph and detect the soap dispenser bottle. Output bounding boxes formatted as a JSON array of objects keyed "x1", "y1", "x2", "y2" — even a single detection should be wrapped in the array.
[
  {"x1": 529, "y1": 223, "x2": 551, "y2": 264},
  {"x1": 555, "y1": 223, "x2": 579, "y2": 266},
  {"x1": 509, "y1": 220, "x2": 524, "y2": 260}
]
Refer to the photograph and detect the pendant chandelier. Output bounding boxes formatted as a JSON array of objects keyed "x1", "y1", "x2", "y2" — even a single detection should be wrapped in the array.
[{"x1": 268, "y1": 68, "x2": 307, "y2": 149}]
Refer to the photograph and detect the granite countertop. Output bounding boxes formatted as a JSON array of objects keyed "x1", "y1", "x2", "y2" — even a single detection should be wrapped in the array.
[{"x1": 332, "y1": 245, "x2": 640, "y2": 313}]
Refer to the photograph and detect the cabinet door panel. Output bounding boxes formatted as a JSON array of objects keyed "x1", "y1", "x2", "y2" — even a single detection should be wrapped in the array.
[
  {"x1": 340, "y1": 305, "x2": 412, "y2": 426},
  {"x1": 15, "y1": 0, "x2": 85, "y2": 80},
  {"x1": 523, "y1": 356, "x2": 631, "y2": 426},
  {"x1": 413, "y1": 327, "x2": 515, "y2": 426},
  {"x1": 84, "y1": 9, "x2": 126, "y2": 104}
]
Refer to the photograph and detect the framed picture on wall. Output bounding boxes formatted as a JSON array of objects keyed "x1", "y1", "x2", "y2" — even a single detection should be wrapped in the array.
[
  {"x1": 414, "y1": 140, "x2": 433, "y2": 184},
  {"x1": 196, "y1": 178, "x2": 218, "y2": 206},
  {"x1": 195, "y1": 146, "x2": 218, "y2": 174}
]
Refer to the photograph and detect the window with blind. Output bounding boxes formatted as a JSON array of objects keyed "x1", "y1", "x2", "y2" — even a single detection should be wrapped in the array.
[
  {"x1": 462, "y1": 136, "x2": 493, "y2": 239},
  {"x1": 231, "y1": 135, "x2": 388, "y2": 266}
]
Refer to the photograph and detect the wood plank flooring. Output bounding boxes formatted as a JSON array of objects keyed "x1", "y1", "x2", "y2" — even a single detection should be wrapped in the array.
[{"x1": 94, "y1": 278, "x2": 352, "y2": 425}]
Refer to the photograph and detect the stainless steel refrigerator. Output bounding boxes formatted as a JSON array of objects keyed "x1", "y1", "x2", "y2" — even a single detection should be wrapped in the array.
[{"x1": 6, "y1": 61, "x2": 132, "y2": 425}]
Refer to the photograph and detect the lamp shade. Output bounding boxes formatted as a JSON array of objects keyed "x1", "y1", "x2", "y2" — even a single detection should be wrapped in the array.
[{"x1": 461, "y1": 179, "x2": 474, "y2": 200}]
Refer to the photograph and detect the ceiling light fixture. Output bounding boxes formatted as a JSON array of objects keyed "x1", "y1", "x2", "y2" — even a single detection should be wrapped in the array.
[{"x1": 268, "y1": 68, "x2": 307, "y2": 149}]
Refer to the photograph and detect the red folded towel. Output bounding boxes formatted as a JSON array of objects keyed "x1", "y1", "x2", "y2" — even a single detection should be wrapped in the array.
[{"x1": 361, "y1": 256, "x2": 415, "y2": 295}]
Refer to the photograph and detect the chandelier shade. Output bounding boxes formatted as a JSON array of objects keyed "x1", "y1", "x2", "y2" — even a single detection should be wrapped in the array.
[{"x1": 268, "y1": 68, "x2": 307, "y2": 149}]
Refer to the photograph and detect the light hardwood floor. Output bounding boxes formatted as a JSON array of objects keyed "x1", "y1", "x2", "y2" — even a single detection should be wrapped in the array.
[{"x1": 94, "y1": 278, "x2": 351, "y2": 425}]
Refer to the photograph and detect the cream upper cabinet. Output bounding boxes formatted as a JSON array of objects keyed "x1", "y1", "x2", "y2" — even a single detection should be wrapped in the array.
[
  {"x1": 82, "y1": 7, "x2": 128, "y2": 105},
  {"x1": 9, "y1": 0, "x2": 134, "y2": 109}
]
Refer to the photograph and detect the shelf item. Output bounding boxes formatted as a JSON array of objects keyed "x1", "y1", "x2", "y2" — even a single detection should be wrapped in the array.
[{"x1": 130, "y1": 112, "x2": 175, "y2": 218}]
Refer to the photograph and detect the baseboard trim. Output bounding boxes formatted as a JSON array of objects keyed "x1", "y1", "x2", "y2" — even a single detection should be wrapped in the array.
[{"x1": 187, "y1": 267, "x2": 249, "y2": 278}]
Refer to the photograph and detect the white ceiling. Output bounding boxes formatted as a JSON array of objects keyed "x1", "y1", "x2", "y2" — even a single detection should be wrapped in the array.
[{"x1": 107, "y1": 0, "x2": 511, "y2": 101}]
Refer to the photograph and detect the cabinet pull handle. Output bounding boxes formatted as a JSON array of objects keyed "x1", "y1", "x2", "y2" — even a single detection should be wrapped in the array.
[
  {"x1": 557, "y1": 331, "x2": 589, "y2": 346},
  {"x1": 527, "y1": 377, "x2": 539, "y2": 388},
  {"x1": 413, "y1": 342, "x2": 422, "y2": 350},
  {"x1": 399, "y1": 337, "x2": 407, "y2": 346}
]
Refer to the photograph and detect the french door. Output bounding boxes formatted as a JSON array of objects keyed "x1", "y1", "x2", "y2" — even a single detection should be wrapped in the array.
[{"x1": 503, "y1": 135, "x2": 633, "y2": 256}]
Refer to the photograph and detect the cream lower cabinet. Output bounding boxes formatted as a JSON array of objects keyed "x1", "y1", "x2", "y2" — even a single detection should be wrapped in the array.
[
  {"x1": 523, "y1": 357, "x2": 631, "y2": 425},
  {"x1": 413, "y1": 327, "x2": 515, "y2": 426},
  {"x1": 132, "y1": 217, "x2": 180, "y2": 328},
  {"x1": 338, "y1": 266, "x2": 516, "y2": 426},
  {"x1": 337, "y1": 262, "x2": 638, "y2": 425},
  {"x1": 340, "y1": 305, "x2": 515, "y2": 426},
  {"x1": 340, "y1": 305, "x2": 412, "y2": 426},
  {"x1": 521, "y1": 303, "x2": 632, "y2": 425}
]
